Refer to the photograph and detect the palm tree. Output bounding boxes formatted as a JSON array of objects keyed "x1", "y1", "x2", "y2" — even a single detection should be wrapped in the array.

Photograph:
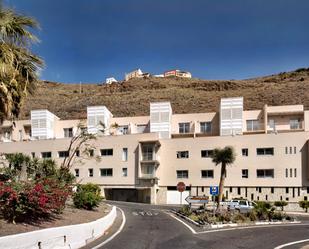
[
  {"x1": 211, "y1": 146, "x2": 236, "y2": 209},
  {"x1": 0, "y1": 4, "x2": 43, "y2": 123}
]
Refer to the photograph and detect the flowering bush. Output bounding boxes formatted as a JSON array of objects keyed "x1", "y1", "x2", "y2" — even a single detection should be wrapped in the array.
[{"x1": 0, "y1": 179, "x2": 72, "y2": 222}]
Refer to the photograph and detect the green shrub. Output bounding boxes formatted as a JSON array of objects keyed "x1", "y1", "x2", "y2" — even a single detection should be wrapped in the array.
[
  {"x1": 73, "y1": 183, "x2": 102, "y2": 210},
  {"x1": 271, "y1": 212, "x2": 285, "y2": 221},
  {"x1": 274, "y1": 201, "x2": 288, "y2": 211},
  {"x1": 231, "y1": 213, "x2": 247, "y2": 223},
  {"x1": 248, "y1": 210, "x2": 258, "y2": 221},
  {"x1": 216, "y1": 211, "x2": 232, "y2": 223},
  {"x1": 179, "y1": 205, "x2": 192, "y2": 216},
  {"x1": 299, "y1": 200, "x2": 309, "y2": 213},
  {"x1": 188, "y1": 214, "x2": 199, "y2": 222},
  {"x1": 254, "y1": 201, "x2": 274, "y2": 220}
]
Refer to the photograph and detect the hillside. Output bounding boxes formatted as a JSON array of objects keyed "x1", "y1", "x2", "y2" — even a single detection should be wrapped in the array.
[{"x1": 19, "y1": 68, "x2": 309, "y2": 120}]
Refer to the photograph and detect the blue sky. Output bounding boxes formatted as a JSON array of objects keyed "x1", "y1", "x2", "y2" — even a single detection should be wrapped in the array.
[{"x1": 4, "y1": 0, "x2": 309, "y2": 83}]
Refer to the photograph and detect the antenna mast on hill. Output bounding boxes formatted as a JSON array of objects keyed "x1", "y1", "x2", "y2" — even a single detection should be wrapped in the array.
[{"x1": 79, "y1": 81, "x2": 82, "y2": 94}]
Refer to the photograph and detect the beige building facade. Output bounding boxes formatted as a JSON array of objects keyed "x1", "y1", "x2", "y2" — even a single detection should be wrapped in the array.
[{"x1": 0, "y1": 97, "x2": 309, "y2": 207}]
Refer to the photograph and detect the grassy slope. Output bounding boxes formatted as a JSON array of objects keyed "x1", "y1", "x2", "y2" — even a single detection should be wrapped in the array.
[{"x1": 19, "y1": 68, "x2": 309, "y2": 120}]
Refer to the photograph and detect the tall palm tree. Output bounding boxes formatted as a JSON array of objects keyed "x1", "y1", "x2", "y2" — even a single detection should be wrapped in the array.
[
  {"x1": 211, "y1": 146, "x2": 236, "y2": 209},
  {"x1": 0, "y1": 4, "x2": 43, "y2": 123}
]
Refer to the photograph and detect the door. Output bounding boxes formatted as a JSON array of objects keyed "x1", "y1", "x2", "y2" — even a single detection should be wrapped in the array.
[{"x1": 166, "y1": 190, "x2": 190, "y2": 204}]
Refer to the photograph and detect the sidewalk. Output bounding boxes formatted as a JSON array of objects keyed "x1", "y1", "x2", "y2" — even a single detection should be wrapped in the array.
[{"x1": 285, "y1": 211, "x2": 309, "y2": 216}]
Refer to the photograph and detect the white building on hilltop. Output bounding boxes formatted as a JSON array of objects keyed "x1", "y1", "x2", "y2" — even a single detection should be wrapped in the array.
[{"x1": 106, "y1": 77, "x2": 117, "y2": 84}]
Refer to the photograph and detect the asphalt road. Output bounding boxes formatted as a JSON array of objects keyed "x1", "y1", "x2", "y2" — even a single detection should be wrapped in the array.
[{"x1": 89, "y1": 201, "x2": 309, "y2": 249}]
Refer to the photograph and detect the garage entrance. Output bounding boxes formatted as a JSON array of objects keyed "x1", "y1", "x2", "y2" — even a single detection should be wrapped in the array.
[
  {"x1": 104, "y1": 188, "x2": 151, "y2": 203},
  {"x1": 166, "y1": 186, "x2": 190, "y2": 204}
]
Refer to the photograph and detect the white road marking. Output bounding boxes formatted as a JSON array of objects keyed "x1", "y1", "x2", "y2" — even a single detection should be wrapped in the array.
[
  {"x1": 274, "y1": 238, "x2": 309, "y2": 249},
  {"x1": 166, "y1": 212, "x2": 197, "y2": 234},
  {"x1": 132, "y1": 211, "x2": 159, "y2": 216},
  {"x1": 92, "y1": 207, "x2": 126, "y2": 249}
]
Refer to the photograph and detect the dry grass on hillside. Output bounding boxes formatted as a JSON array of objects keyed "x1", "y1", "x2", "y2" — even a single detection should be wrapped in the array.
[{"x1": 19, "y1": 68, "x2": 309, "y2": 120}]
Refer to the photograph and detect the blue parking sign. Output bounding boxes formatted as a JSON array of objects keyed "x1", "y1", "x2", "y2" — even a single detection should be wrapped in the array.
[{"x1": 210, "y1": 186, "x2": 219, "y2": 196}]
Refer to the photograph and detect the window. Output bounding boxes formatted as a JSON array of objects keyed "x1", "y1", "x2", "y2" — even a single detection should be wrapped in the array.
[
  {"x1": 242, "y1": 148, "x2": 248, "y2": 157},
  {"x1": 100, "y1": 168, "x2": 113, "y2": 177},
  {"x1": 258, "y1": 187, "x2": 262, "y2": 193},
  {"x1": 269, "y1": 119, "x2": 275, "y2": 129},
  {"x1": 31, "y1": 152, "x2": 35, "y2": 158},
  {"x1": 294, "y1": 147, "x2": 297, "y2": 154},
  {"x1": 290, "y1": 119, "x2": 300, "y2": 130},
  {"x1": 237, "y1": 187, "x2": 241, "y2": 195},
  {"x1": 89, "y1": 149, "x2": 94, "y2": 157},
  {"x1": 19, "y1": 130, "x2": 22, "y2": 141},
  {"x1": 246, "y1": 120, "x2": 259, "y2": 131},
  {"x1": 256, "y1": 169, "x2": 274, "y2": 178},
  {"x1": 119, "y1": 125, "x2": 129, "y2": 135},
  {"x1": 242, "y1": 169, "x2": 248, "y2": 178},
  {"x1": 179, "y1": 122, "x2": 190, "y2": 134},
  {"x1": 64, "y1": 128, "x2": 73, "y2": 138},
  {"x1": 286, "y1": 168, "x2": 288, "y2": 178},
  {"x1": 286, "y1": 187, "x2": 289, "y2": 194},
  {"x1": 41, "y1": 152, "x2": 52, "y2": 159},
  {"x1": 271, "y1": 187, "x2": 274, "y2": 194},
  {"x1": 75, "y1": 169, "x2": 79, "y2": 177},
  {"x1": 201, "y1": 170, "x2": 214, "y2": 178},
  {"x1": 88, "y1": 168, "x2": 93, "y2": 177},
  {"x1": 230, "y1": 187, "x2": 233, "y2": 193},
  {"x1": 58, "y1": 151, "x2": 69, "y2": 158},
  {"x1": 75, "y1": 150, "x2": 80, "y2": 157},
  {"x1": 100, "y1": 149, "x2": 113, "y2": 156},
  {"x1": 136, "y1": 124, "x2": 147, "y2": 133},
  {"x1": 142, "y1": 145, "x2": 154, "y2": 161},
  {"x1": 294, "y1": 168, "x2": 297, "y2": 178},
  {"x1": 122, "y1": 148, "x2": 128, "y2": 161},
  {"x1": 285, "y1": 147, "x2": 288, "y2": 154},
  {"x1": 290, "y1": 168, "x2": 292, "y2": 178},
  {"x1": 256, "y1": 148, "x2": 274, "y2": 155},
  {"x1": 141, "y1": 164, "x2": 154, "y2": 176},
  {"x1": 177, "y1": 151, "x2": 189, "y2": 159},
  {"x1": 290, "y1": 147, "x2": 292, "y2": 154},
  {"x1": 122, "y1": 168, "x2": 128, "y2": 177},
  {"x1": 200, "y1": 122, "x2": 212, "y2": 133},
  {"x1": 201, "y1": 150, "x2": 213, "y2": 158},
  {"x1": 177, "y1": 170, "x2": 188, "y2": 179}
]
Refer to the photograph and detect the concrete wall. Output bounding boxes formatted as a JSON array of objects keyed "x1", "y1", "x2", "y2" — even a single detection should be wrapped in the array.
[{"x1": 0, "y1": 206, "x2": 117, "y2": 249}]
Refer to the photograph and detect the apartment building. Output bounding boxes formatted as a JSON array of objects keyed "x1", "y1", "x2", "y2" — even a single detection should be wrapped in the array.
[
  {"x1": 125, "y1": 69, "x2": 150, "y2": 81},
  {"x1": 0, "y1": 97, "x2": 309, "y2": 207},
  {"x1": 164, "y1": 69, "x2": 192, "y2": 78}
]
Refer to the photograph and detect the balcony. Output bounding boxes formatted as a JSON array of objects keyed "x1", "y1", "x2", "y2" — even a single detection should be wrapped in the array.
[
  {"x1": 266, "y1": 120, "x2": 304, "y2": 134},
  {"x1": 139, "y1": 164, "x2": 157, "y2": 179}
]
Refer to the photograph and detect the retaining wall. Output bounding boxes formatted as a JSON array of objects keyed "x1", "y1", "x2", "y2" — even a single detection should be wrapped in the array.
[{"x1": 0, "y1": 206, "x2": 117, "y2": 249}]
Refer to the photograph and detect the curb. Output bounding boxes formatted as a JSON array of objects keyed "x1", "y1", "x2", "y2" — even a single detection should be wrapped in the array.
[{"x1": 173, "y1": 211, "x2": 300, "y2": 230}]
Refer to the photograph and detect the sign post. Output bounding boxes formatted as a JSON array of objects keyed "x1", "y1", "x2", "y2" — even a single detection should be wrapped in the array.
[
  {"x1": 177, "y1": 182, "x2": 186, "y2": 205},
  {"x1": 210, "y1": 186, "x2": 219, "y2": 214}
]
